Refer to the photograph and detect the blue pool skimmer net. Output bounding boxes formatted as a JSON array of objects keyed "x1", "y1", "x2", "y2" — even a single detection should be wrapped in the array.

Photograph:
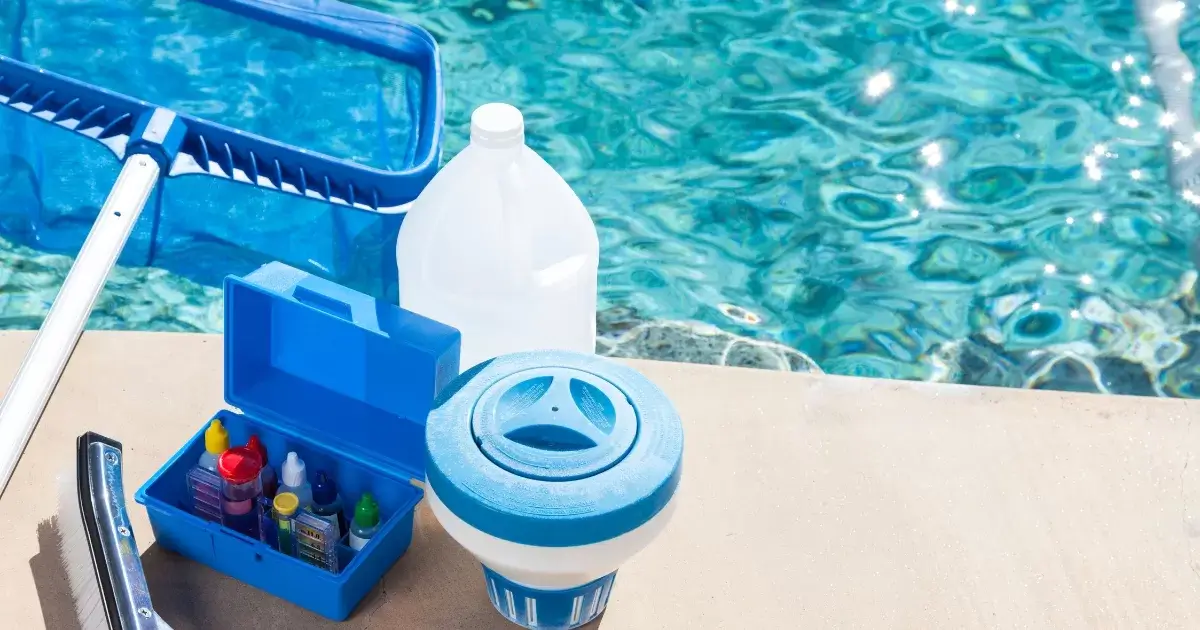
[{"x1": 0, "y1": 0, "x2": 443, "y2": 494}]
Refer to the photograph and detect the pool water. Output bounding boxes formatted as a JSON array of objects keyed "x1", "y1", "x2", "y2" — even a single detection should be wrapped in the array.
[{"x1": 3, "y1": 0, "x2": 1200, "y2": 398}]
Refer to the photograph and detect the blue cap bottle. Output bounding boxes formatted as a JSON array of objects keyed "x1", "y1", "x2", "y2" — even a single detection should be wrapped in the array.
[{"x1": 310, "y1": 471, "x2": 344, "y2": 539}]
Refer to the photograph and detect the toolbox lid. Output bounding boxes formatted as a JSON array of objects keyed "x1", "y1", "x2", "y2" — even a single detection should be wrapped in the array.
[{"x1": 224, "y1": 262, "x2": 461, "y2": 482}]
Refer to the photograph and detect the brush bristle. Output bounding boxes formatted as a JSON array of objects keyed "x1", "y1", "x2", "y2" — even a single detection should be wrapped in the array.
[{"x1": 57, "y1": 465, "x2": 111, "y2": 630}]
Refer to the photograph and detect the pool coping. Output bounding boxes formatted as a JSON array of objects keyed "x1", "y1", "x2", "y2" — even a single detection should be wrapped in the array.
[{"x1": 1, "y1": 330, "x2": 1198, "y2": 627}]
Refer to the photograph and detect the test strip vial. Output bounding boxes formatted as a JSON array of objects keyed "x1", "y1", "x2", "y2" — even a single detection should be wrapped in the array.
[
  {"x1": 186, "y1": 466, "x2": 224, "y2": 523},
  {"x1": 294, "y1": 510, "x2": 338, "y2": 573}
]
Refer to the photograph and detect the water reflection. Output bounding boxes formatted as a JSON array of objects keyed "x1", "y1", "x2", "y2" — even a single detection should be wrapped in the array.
[{"x1": 865, "y1": 71, "x2": 894, "y2": 99}]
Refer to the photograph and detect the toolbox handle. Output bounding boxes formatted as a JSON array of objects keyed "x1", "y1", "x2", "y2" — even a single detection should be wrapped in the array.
[{"x1": 292, "y1": 276, "x2": 380, "y2": 333}]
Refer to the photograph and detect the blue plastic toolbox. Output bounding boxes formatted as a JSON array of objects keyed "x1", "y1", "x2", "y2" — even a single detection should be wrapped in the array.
[{"x1": 135, "y1": 261, "x2": 461, "y2": 620}]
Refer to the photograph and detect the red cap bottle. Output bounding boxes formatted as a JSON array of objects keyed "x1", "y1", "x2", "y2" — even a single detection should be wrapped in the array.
[
  {"x1": 245, "y1": 435, "x2": 278, "y2": 498},
  {"x1": 217, "y1": 446, "x2": 262, "y2": 486}
]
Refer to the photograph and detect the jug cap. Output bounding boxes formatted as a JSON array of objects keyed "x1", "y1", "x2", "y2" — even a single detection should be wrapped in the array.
[{"x1": 471, "y1": 103, "x2": 524, "y2": 148}]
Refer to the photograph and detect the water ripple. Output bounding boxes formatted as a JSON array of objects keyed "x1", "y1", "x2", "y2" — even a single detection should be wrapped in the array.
[{"x1": 1, "y1": 0, "x2": 1198, "y2": 397}]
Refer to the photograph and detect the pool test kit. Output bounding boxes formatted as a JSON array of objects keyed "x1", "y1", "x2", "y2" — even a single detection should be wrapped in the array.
[{"x1": 135, "y1": 261, "x2": 460, "y2": 621}]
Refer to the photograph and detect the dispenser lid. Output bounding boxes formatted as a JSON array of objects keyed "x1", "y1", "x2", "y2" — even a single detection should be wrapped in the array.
[
  {"x1": 425, "y1": 351, "x2": 684, "y2": 547},
  {"x1": 470, "y1": 367, "x2": 639, "y2": 482},
  {"x1": 224, "y1": 262, "x2": 461, "y2": 482}
]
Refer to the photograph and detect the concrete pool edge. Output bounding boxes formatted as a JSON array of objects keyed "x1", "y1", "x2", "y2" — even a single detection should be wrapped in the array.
[{"x1": 1, "y1": 330, "x2": 1199, "y2": 628}]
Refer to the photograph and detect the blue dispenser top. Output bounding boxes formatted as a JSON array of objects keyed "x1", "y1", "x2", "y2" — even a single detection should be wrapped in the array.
[
  {"x1": 425, "y1": 351, "x2": 684, "y2": 547},
  {"x1": 224, "y1": 262, "x2": 461, "y2": 482},
  {"x1": 470, "y1": 366, "x2": 640, "y2": 482}
]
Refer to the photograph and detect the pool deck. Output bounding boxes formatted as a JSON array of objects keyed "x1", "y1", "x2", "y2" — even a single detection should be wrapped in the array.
[{"x1": 0, "y1": 330, "x2": 1198, "y2": 628}]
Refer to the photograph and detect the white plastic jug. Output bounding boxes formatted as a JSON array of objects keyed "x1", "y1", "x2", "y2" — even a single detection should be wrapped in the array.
[{"x1": 395, "y1": 103, "x2": 600, "y2": 370}]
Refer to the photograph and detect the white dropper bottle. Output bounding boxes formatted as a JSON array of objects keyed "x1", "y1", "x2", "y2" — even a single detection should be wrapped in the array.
[{"x1": 279, "y1": 451, "x2": 312, "y2": 510}]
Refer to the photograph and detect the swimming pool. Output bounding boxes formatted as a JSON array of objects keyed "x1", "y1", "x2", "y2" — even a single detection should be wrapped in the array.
[{"x1": 2, "y1": 0, "x2": 1199, "y2": 397}]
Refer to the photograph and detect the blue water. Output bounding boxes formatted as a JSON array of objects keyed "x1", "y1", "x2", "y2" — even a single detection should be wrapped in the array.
[{"x1": 3, "y1": 0, "x2": 1200, "y2": 397}]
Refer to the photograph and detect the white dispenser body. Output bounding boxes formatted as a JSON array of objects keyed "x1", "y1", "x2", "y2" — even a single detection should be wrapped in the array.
[{"x1": 426, "y1": 483, "x2": 678, "y2": 591}]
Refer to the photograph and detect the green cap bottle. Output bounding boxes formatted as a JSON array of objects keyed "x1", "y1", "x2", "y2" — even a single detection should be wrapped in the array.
[{"x1": 349, "y1": 493, "x2": 380, "y2": 551}]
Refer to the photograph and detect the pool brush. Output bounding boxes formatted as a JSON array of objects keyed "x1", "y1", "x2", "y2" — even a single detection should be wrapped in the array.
[
  {"x1": 58, "y1": 432, "x2": 172, "y2": 629},
  {"x1": 1136, "y1": 0, "x2": 1200, "y2": 193}
]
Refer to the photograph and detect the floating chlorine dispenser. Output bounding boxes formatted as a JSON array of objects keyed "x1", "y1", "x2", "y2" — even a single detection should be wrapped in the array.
[{"x1": 425, "y1": 351, "x2": 684, "y2": 630}]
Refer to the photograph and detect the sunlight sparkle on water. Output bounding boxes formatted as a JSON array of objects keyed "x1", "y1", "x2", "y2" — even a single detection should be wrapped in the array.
[
  {"x1": 924, "y1": 187, "x2": 946, "y2": 208},
  {"x1": 921, "y1": 142, "x2": 943, "y2": 168},
  {"x1": 865, "y1": 71, "x2": 894, "y2": 98},
  {"x1": 1083, "y1": 148, "x2": 1105, "y2": 181}
]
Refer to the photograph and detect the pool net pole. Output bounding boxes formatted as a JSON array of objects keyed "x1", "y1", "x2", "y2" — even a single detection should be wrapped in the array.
[{"x1": 0, "y1": 155, "x2": 160, "y2": 496}]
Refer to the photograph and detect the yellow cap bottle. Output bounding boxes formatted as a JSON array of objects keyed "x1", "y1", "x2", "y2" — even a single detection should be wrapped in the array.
[
  {"x1": 274, "y1": 492, "x2": 301, "y2": 557},
  {"x1": 273, "y1": 492, "x2": 299, "y2": 517},
  {"x1": 198, "y1": 419, "x2": 229, "y2": 471}
]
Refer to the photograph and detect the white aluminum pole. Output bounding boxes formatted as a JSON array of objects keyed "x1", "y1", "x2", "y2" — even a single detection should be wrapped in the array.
[{"x1": 0, "y1": 155, "x2": 160, "y2": 496}]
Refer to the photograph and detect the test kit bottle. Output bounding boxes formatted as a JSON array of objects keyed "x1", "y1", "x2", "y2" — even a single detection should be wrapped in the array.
[
  {"x1": 217, "y1": 446, "x2": 263, "y2": 539},
  {"x1": 310, "y1": 471, "x2": 344, "y2": 539},
  {"x1": 246, "y1": 435, "x2": 278, "y2": 498},
  {"x1": 349, "y1": 493, "x2": 380, "y2": 551},
  {"x1": 274, "y1": 492, "x2": 300, "y2": 557},
  {"x1": 396, "y1": 102, "x2": 600, "y2": 370},
  {"x1": 280, "y1": 452, "x2": 313, "y2": 509},
  {"x1": 258, "y1": 495, "x2": 277, "y2": 548},
  {"x1": 198, "y1": 418, "x2": 228, "y2": 471}
]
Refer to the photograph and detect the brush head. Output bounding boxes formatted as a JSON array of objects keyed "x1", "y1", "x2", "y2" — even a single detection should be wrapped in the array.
[{"x1": 57, "y1": 432, "x2": 121, "y2": 630}]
